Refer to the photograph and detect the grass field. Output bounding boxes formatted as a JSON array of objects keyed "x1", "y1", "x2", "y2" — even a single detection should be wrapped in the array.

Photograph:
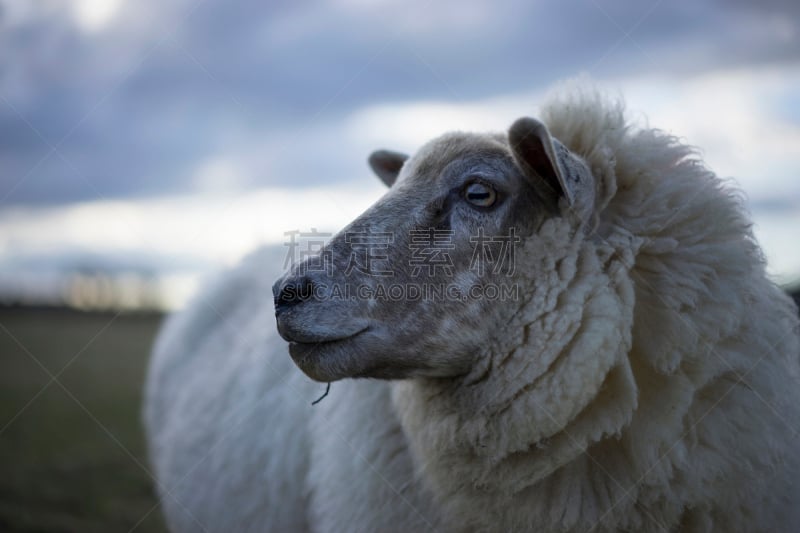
[
  {"x1": 0, "y1": 306, "x2": 169, "y2": 533},
  {"x1": 1, "y1": 290, "x2": 797, "y2": 533}
]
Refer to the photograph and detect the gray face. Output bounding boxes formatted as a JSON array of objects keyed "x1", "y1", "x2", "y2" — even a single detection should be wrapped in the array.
[{"x1": 273, "y1": 119, "x2": 595, "y2": 382}]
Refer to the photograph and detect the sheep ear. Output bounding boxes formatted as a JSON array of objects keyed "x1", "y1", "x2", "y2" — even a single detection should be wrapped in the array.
[
  {"x1": 508, "y1": 117, "x2": 578, "y2": 206},
  {"x1": 368, "y1": 150, "x2": 408, "y2": 187}
]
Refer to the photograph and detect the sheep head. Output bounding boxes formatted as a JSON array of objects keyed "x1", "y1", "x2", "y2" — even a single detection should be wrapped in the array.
[{"x1": 273, "y1": 118, "x2": 599, "y2": 383}]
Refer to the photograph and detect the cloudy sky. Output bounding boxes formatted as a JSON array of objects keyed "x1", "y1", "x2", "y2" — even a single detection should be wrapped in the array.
[{"x1": 1, "y1": 0, "x2": 798, "y2": 307}]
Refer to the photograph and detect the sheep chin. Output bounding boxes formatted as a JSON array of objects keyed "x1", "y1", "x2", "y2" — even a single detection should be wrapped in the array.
[
  {"x1": 287, "y1": 335, "x2": 364, "y2": 383},
  {"x1": 289, "y1": 329, "x2": 448, "y2": 382}
]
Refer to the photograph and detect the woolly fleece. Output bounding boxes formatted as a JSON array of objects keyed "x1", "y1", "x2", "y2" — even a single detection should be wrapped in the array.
[{"x1": 144, "y1": 88, "x2": 800, "y2": 532}]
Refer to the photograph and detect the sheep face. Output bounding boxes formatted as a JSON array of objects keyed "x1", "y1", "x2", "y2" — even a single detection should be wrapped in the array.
[{"x1": 273, "y1": 118, "x2": 595, "y2": 382}]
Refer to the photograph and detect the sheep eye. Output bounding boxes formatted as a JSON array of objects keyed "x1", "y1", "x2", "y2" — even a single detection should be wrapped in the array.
[{"x1": 464, "y1": 182, "x2": 497, "y2": 208}]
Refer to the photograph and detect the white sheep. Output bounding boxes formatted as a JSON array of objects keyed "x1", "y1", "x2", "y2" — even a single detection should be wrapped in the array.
[{"x1": 144, "y1": 87, "x2": 800, "y2": 532}]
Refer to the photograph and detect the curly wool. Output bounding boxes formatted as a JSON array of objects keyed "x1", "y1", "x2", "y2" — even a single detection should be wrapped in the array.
[
  {"x1": 392, "y1": 88, "x2": 800, "y2": 532},
  {"x1": 144, "y1": 87, "x2": 800, "y2": 533}
]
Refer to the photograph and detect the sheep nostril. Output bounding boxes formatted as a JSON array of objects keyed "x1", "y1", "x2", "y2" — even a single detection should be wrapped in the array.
[{"x1": 274, "y1": 276, "x2": 315, "y2": 311}]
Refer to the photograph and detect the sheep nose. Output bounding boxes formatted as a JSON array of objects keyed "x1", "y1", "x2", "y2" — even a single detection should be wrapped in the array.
[{"x1": 273, "y1": 275, "x2": 315, "y2": 313}]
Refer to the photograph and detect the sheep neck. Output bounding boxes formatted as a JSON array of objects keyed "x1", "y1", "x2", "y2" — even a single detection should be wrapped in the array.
[{"x1": 391, "y1": 220, "x2": 638, "y2": 525}]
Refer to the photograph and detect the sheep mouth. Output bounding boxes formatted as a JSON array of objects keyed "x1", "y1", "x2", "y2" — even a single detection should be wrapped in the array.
[
  {"x1": 276, "y1": 313, "x2": 370, "y2": 344},
  {"x1": 287, "y1": 328, "x2": 369, "y2": 380},
  {"x1": 288, "y1": 332, "x2": 362, "y2": 354},
  {"x1": 284, "y1": 327, "x2": 365, "y2": 345}
]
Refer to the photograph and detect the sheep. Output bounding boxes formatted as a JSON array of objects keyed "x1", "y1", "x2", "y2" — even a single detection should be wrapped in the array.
[{"x1": 144, "y1": 87, "x2": 800, "y2": 533}]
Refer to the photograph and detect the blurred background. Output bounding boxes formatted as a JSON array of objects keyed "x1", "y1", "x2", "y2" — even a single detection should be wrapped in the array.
[{"x1": 1, "y1": 0, "x2": 798, "y2": 531}]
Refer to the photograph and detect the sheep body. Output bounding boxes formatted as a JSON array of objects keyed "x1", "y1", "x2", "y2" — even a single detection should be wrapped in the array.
[{"x1": 145, "y1": 88, "x2": 800, "y2": 532}]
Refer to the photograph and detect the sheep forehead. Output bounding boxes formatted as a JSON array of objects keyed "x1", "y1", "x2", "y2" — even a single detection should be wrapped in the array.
[{"x1": 399, "y1": 131, "x2": 509, "y2": 185}]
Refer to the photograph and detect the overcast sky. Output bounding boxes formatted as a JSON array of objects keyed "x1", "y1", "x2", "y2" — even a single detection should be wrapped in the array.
[
  {"x1": 1, "y1": 0, "x2": 799, "y2": 307},
  {"x1": 1, "y1": 0, "x2": 798, "y2": 204}
]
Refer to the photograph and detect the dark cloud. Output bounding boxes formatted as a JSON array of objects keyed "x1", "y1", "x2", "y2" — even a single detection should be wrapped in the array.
[{"x1": 0, "y1": 0, "x2": 798, "y2": 205}]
